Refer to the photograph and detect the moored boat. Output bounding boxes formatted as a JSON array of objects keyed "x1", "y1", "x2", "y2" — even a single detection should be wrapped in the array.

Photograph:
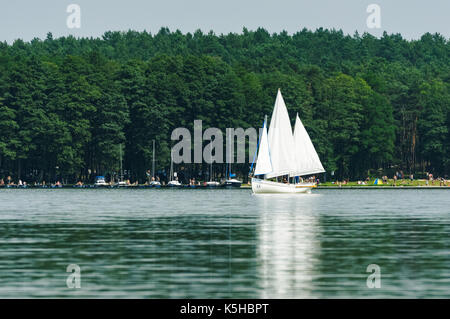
[
  {"x1": 223, "y1": 178, "x2": 242, "y2": 188},
  {"x1": 94, "y1": 176, "x2": 109, "y2": 188},
  {"x1": 149, "y1": 181, "x2": 161, "y2": 188},
  {"x1": 206, "y1": 181, "x2": 220, "y2": 187},
  {"x1": 167, "y1": 180, "x2": 182, "y2": 187}
]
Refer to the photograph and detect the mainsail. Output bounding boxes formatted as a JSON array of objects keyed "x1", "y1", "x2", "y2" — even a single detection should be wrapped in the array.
[
  {"x1": 254, "y1": 117, "x2": 272, "y2": 176},
  {"x1": 265, "y1": 89, "x2": 297, "y2": 179},
  {"x1": 291, "y1": 114, "x2": 325, "y2": 176}
]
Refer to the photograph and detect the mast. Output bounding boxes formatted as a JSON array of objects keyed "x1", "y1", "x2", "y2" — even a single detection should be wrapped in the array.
[
  {"x1": 119, "y1": 143, "x2": 123, "y2": 182},
  {"x1": 170, "y1": 150, "x2": 174, "y2": 181},
  {"x1": 228, "y1": 144, "x2": 231, "y2": 179},
  {"x1": 152, "y1": 139, "x2": 155, "y2": 179},
  {"x1": 210, "y1": 152, "x2": 213, "y2": 182}
]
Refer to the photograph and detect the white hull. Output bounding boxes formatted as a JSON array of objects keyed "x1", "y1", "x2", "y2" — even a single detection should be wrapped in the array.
[
  {"x1": 223, "y1": 179, "x2": 242, "y2": 188},
  {"x1": 206, "y1": 181, "x2": 220, "y2": 187},
  {"x1": 94, "y1": 182, "x2": 109, "y2": 187},
  {"x1": 251, "y1": 178, "x2": 315, "y2": 194}
]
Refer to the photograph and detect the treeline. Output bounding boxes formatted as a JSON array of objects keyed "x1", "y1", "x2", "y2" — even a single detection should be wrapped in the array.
[{"x1": 0, "y1": 28, "x2": 449, "y2": 183}]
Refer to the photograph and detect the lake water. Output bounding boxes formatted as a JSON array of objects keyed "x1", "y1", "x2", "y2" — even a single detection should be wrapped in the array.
[{"x1": 0, "y1": 188, "x2": 449, "y2": 298}]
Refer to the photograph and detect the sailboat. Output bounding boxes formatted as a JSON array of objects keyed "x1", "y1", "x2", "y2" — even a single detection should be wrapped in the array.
[
  {"x1": 115, "y1": 143, "x2": 128, "y2": 187},
  {"x1": 223, "y1": 140, "x2": 243, "y2": 188},
  {"x1": 251, "y1": 89, "x2": 325, "y2": 194},
  {"x1": 149, "y1": 139, "x2": 161, "y2": 187},
  {"x1": 206, "y1": 154, "x2": 220, "y2": 187},
  {"x1": 168, "y1": 151, "x2": 182, "y2": 187}
]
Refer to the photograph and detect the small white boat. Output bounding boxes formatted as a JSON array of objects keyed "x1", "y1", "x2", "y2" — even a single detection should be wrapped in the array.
[
  {"x1": 223, "y1": 179, "x2": 242, "y2": 188},
  {"x1": 115, "y1": 181, "x2": 128, "y2": 187},
  {"x1": 167, "y1": 180, "x2": 182, "y2": 187},
  {"x1": 167, "y1": 150, "x2": 182, "y2": 187},
  {"x1": 206, "y1": 181, "x2": 220, "y2": 187},
  {"x1": 223, "y1": 140, "x2": 242, "y2": 188},
  {"x1": 150, "y1": 181, "x2": 161, "y2": 187},
  {"x1": 94, "y1": 176, "x2": 109, "y2": 187},
  {"x1": 251, "y1": 89, "x2": 325, "y2": 194},
  {"x1": 206, "y1": 155, "x2": 220, "y2": 187}
]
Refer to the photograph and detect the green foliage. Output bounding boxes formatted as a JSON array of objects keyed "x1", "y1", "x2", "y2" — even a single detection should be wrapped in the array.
[
  {"x1": 0, "y1": 28, "x2": 448, "y2": 182},
  {"x1": 418, "y1": 80, "x2": 449, "y2": 173}
]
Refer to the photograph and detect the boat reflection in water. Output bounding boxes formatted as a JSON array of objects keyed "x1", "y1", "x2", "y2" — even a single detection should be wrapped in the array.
[{"x1": 255, "y1": 193, "x2": 321, "y2": 298}]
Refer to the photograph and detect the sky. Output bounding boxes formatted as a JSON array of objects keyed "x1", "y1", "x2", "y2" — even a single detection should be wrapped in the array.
[{"x1": 0, "y1": 0, "x2": 449, "y2": 43}]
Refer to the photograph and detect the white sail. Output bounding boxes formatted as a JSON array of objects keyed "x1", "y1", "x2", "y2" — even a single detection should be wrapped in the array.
[
  {"x1": 254, "y1": 118, "x2": 272, "y2": 176},
  {"x1": 265, "y1": 90, "x2": 296, "y2": 179},
  {"x1": 291, "y1": 114, "x2": 325, "y2": 176}
]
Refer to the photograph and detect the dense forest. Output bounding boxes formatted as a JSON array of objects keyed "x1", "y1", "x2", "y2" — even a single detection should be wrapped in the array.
[{"x1": 0, "y1": 28, "x2": 448, "y2": 183}]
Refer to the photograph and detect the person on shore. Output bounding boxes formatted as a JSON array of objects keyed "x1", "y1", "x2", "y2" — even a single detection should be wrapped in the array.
[
  {"x1": 393, "y1": 175, "x2": 397, "y2": 186},
  {"x1": 427, "y1": 173, "x2": 433, "y2": 186},
  {"x1": 0, "y1": 178, "x2": 4, "y2": 186}
]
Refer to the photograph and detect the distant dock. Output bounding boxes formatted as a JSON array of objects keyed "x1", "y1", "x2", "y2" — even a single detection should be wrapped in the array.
[
  {"x1": 243, "y1": 184, "x2": 450, "y2": 189},
  {"x1": 317, "y1": 186, "x2": 449, "y2": 189},
  {"x1": 237, "y1": 185, "x2": 450, "y2": 189},
  {"x1": 1, "y1": 185, "x2": 448, "y2": 190}
]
